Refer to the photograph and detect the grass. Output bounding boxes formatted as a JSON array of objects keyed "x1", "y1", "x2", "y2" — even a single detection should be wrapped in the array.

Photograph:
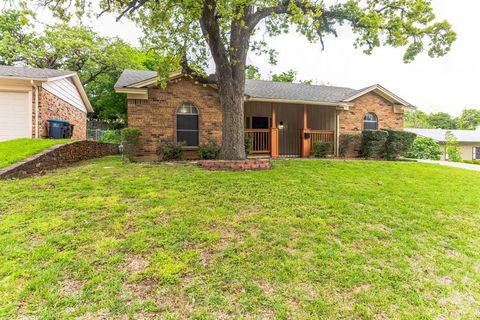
[
  {"x1": 1, "y1": 157, "x2": 480, "y2": 319},
  {"x1": 0, "y1": 138, "x2": 70, "y2": 169}
]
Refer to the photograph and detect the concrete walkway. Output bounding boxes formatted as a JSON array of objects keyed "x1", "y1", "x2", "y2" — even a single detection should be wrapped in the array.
[{"x1": 418, "y1": 159, "x2": 480, "y2": 172}]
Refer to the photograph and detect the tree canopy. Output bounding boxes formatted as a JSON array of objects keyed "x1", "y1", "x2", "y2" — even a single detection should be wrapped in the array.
[
  {"x1": 0, "y1": 9, "x2": 154, "y2": 126},
  {"x1": 405, "y1": 108, "x2": 480, "y2": 130},
  {"x1": 25, "y1": 0, "x2": 457, "y2": 159},
  {"x1": 455, "y1": 108, "x2": 480, "y2": 130}
]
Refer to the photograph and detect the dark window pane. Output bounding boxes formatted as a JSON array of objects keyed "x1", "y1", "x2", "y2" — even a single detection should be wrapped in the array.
[
  {"x1": 476, "y1": 147, "x2": 480, "y2": 160},
  {"x1": 364, "y1": 121, "x2": 377, "y2": 130},
  {"x1": 177, "y1": 130, "x2": 199, "y2": 146},
  {"x1": 252, "y1": 116, "x2": 269, "y2": 129},
  {"x1": 177, "y1": 115, "x2": 198, "y2": 130}
]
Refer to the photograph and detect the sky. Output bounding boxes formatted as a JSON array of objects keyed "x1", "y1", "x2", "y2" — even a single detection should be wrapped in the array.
[{"x1": 24, "y1": 1, "x2": 480, "y2": 116}]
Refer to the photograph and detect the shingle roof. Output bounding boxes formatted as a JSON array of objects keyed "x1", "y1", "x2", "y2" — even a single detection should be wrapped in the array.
[
  {"x1": 0, "y1": 65, "x2": 75, "y2": 80},
  {"x1": 244, "y1": 79, "x2": 358, "y2": 103},
  {"x1": 115, "y1": 69, "x2": 157, "y2": 88},
  {"x1": 115, "y1": 69, "x2": 362, "y2": 103},
  {"x1": 405, "y1": 128, "x2": 480, "y2": 143}
]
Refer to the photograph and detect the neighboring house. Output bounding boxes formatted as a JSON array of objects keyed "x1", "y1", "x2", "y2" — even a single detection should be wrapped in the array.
[
  {"x1": 406, "y1": 128, "x2": 480, "y2": 161},
  {"x1": 115, "y1": 70, "x2": 414, "y2": 160},
  {"x1": 0, "y1": 66, "x2": 93, "y2": 141}
]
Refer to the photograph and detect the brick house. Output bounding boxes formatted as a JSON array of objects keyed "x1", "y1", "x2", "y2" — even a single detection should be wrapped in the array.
[
  {"x1": 115, "y1": 70, "x2": 413, "y2": 160},
  {"x1": 0, "y1": 66, "x2": 93, "y2": 141}
]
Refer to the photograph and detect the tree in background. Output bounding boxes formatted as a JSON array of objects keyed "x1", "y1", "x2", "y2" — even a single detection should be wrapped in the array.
[
  {"x1": 445, "y1": 131, "x2": 461, "y2": 162},
  {"x1": 427, "y1": 112, "x2": 455, "y2": 129},
  {"x1": 404, "y1": 110, "x2": 433, "y2": 128},
  {"x1": 406, "y1": 109, "x2": 480, "y2": 130},
  {"x1": 245, "y1": 65, "x2": 261, "y2": 80},
  {"x1": 30, "y1": 0, "x2": 456, "y2": 160},
  {"x1": 0, "y1": 10, "x2": 154, "y2": 127},
  {"x1": 455, "y1": 108, "x2": 480, "y2": 130},
  {"x1": 271, "y1": 69, "x2": 297, "y2": 82}
]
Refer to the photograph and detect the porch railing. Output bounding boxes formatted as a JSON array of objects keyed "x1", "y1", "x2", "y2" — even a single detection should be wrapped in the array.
[
  {"x1": 245, "y1": 129, "x2": 271, "y2": 154},
  {"x1": 310, "y1": 130, "x2": 335, "y2": 154}
]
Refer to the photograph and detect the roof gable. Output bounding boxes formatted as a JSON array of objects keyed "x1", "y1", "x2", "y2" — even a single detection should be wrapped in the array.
[{"x1": 0, "y1": 66, "x2": 93, "y2": 112}]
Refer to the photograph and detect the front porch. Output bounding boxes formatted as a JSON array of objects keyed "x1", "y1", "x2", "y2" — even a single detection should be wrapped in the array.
[{"x1": 244, "y1": 101, "x2": 338, "y2": 158}]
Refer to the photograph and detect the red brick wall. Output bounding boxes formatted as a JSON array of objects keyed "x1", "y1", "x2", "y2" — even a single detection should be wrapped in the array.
[
  {"x1": 128, "y1": 77, "x2": 222, "y2": 160},
  {"x1": 339, "y1": 92, "x2": 404, "y2": 133},
  {"x1": 35, "y1": 88, "x2": 87, "y2": 140}
]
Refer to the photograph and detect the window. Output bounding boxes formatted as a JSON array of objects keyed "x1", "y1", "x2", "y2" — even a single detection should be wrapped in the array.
[
  {"x1": 363, "y1": 112, "x2": 378, "y2": 130},
  {"x1": 473, "y1": 147, "x2": 480, "y2": 160},
  {"x1": 176, "y1": 103, "x2": 199, "y2": 146},
  {"x1": 252, "y1": 116, "x2": 269, "y2": 129}
]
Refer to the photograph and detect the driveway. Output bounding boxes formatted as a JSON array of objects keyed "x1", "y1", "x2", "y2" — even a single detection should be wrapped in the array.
[{"x1": 418, "y1": 159, "x2": 480, "y2": 172}]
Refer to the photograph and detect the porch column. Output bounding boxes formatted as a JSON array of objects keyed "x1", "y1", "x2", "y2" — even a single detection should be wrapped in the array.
[
  {"x1": 301, "y1": 104, "x2": 311, "y2": 157},
  {"x1": 270, "y1": 102, "x2": 279, "y2": 158}
]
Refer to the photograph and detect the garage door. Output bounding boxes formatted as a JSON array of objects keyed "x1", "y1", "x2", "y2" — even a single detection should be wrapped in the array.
[{"x1": 0, "y1": 92, "x2": 31, "y2": 141}]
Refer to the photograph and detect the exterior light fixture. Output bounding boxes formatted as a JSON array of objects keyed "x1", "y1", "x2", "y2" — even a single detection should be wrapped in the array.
[{"x1": 278, "y1": 121, "x2": 284, "y2": 130}]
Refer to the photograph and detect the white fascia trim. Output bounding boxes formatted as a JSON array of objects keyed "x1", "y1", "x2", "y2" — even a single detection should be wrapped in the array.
[
  {"x1": 245, "y1": 97, "x2": 353, "y2": 107},
  {"x1": 344, "y1": 84, "x2": 414, "y2": 108},
  {"x1": 115, "y1": 88, "x2": 148, "y2": 94}
]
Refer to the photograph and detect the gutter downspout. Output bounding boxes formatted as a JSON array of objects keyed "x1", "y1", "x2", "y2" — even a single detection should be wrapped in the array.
[{"x1": 31, "y1": 81, "x2": 39, "y2": 138}]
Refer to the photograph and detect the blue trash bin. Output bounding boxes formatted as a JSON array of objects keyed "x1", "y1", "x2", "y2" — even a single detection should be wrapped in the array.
[{"x1": 47, "y1": 119, "x2": 70, "y2": 139}]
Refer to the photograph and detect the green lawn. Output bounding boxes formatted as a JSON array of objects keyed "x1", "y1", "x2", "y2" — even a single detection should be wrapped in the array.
[
  {"x1": 0, "y1": 138, "x2": 70, "y2": 169},
  {"x1": 1, "y1": 157, "x2": 480, "y2": 319}
]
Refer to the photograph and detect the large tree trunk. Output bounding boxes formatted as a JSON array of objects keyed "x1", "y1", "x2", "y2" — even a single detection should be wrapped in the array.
[{"x1": 218, "y1": 78, "x2": 246, "y2": 160}]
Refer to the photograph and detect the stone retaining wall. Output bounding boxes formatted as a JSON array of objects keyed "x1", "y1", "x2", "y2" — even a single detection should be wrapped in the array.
[
  {"x1": 0, "y1": 141, "x2": 119, "y2": 179},
  {"x1": 198, "y1": 159, "x2": 271, "y2": 171}
]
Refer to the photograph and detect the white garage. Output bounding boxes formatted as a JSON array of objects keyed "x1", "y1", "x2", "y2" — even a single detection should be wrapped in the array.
[
  {"x1": 0, "y1": 66, "x2": 93, "y2": 141},
  {"x1": 0, "y1": 91, "x2": 32, "y2": 141}
]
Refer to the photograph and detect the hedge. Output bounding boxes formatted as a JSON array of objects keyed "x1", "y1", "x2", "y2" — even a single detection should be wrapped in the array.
[
  {"x1": 360, "y1": 130, "x2": 388, "y2": 158},
  {"x1": 339, "y1": 133, "x2": 362, "y2": 158},
  {"x1": 383, "y1": 129, "x2": 417, "y2": 160}
]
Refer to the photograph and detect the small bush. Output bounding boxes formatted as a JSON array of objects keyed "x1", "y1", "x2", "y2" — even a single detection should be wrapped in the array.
[
  {"x1": 121, "y1": 128, "x2": 142, "y2": 161},
  {"x1": 244, "y1": 135, "x2": 252, "y2": 155},
  {"x1": 313, "y1": 141, "x2": 333, "y2": 158},
  {"x1": 98, "y1": 130, "x2": 121, "y2": 144},
  {"x1": 157, "y1": 141, "x2": 185, "y2": 161},
  {"x1": 198, "y1": 138, "x2": 221, "y2": 160},
  {"x1": 339, "y1": 133, "x2": 362, "y2": 158},
  {"x1": 383, "y1": 129, "x2": 417, "y2": 160},
  {"x1": 406, "y1": 137, "x2": 442, "y2": 160},
  {"x1": 445, "y1": 131, "x2": 462, "y2": 162},
  {"x1": 360, "y1": 130, "x2": 388, "y2": 158}
]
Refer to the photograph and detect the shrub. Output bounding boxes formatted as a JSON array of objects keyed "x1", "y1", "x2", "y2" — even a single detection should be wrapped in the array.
[
  {"x1": 157, "y1": 141, "x2": 185, "y2": 161},
  {"x1": 312, "y1": 141, "x2": 333, "y2": 158},
  {"x1": 120, "y1": 128, "x2": 142, "y2": 161},
  {"x1": 198, "y1": 138, "x2": 221, "y2": 160},
  {"x1": 98, "y1": 130, "x2": 121, "y2": 144},
  {"x1": 360, "y1": 130, "x2": 388, "y2": 158},
  {"x1": 406, "y1": 137, "x2": 442, "y2": 160},
  {"x1": 244, "y1": 135, "x2": 252, "y2": 155},
  {"x1": 383, "y1": 129, "x2": 417, "y2": 160},
  {"x1": 463, "y1": 160, "x2": 480, "y2": 165},
  {"x1": 445, "y1": 131, "x2": 462, "y2": 162},
  {"x1": 339, "y1": 133, "x2": 362, "y2": 158}
]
